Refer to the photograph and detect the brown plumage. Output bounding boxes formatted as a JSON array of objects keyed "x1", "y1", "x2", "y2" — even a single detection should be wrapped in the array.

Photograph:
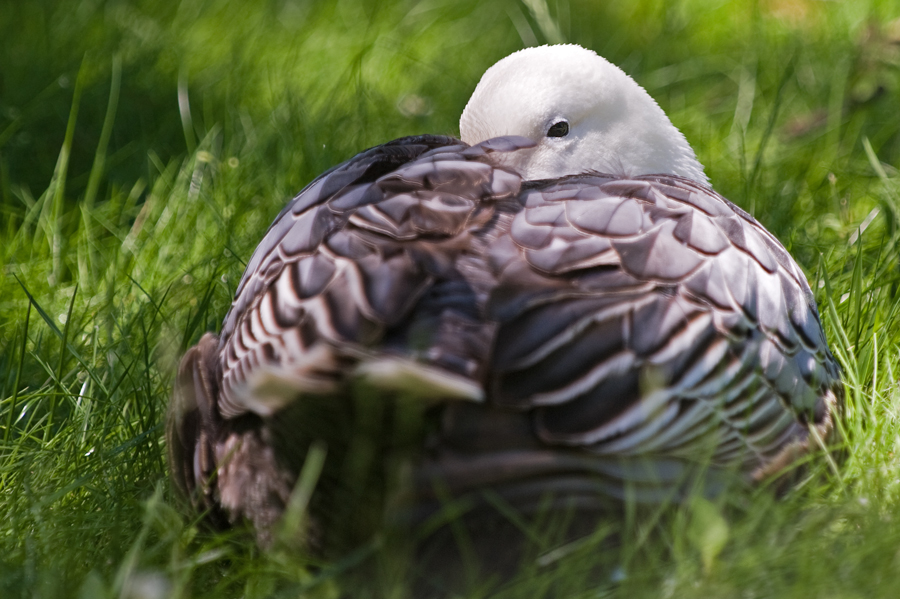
[{"x1": 167, "y1": 132, "x2": 840, "y2": 553}]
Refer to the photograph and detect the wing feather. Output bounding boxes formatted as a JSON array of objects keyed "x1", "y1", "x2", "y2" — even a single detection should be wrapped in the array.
[{"x1": 421, "y1": 172, "x2": 842, "y2": 510}]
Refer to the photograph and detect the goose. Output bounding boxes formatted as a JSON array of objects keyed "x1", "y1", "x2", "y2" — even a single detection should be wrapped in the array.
[{"x1": 167, "y1": 44, "x2": 841, "y2": 554}]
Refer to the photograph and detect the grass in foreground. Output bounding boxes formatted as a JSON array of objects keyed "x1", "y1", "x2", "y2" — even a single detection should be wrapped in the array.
[{"x1": 2, "y1": 0, "x2": 900, "y2": 597}]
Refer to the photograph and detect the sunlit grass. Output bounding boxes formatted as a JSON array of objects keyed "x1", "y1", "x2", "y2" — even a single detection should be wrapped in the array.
[{"x1": 2, "y1": 0, "x2": 900, "y2": 597}]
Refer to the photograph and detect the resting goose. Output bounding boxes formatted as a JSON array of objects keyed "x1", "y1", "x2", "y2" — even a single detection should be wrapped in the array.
[{"x1": 167, "y1": 44, "x2": 841, "y2": 552}]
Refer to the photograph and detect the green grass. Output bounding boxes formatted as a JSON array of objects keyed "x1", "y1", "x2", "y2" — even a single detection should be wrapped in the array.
[{"x1": 2, "y1": 0, "x2": 900, "y2": 596}]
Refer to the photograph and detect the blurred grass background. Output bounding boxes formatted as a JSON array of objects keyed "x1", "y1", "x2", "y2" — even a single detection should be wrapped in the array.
[{"x1": 2, "y1": 0, "x2": 900, "y2": 597}]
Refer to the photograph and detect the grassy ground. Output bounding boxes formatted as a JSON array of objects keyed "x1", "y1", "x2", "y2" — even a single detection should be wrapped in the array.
[{"x1": 2, "y1": 0, "x2": 900, "y2": 596}]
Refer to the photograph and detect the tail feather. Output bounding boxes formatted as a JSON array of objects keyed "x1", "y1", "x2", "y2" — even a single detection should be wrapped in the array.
[{"x1": 167, "y1": 333, "x2": 225, "y2": 522}]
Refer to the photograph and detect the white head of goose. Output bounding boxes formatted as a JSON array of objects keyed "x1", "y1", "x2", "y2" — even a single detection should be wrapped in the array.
[
  {"x1": 167, "y1": 44, "x2": 841, "y2": 561},
  {"x1": 460, "y1": 44, "x2": 709, "y2": 184}
]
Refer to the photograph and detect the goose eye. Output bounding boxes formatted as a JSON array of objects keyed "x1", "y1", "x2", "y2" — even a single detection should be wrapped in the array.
[{"x1": 547, "y1": 121, "x2": 569, "y2": 138}]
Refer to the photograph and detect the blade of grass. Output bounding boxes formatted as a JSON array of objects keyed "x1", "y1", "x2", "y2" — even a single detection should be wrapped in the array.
[
  {"x1": 45, "y1": 283, "x2": 78, "y2": 442},
  {"x1": 84, "y1": 56, "x2": 122, "y2": 210},
  {"x1": 4, "y1": 303, "x2": 31, "y2": 444},
  {"x1": 48, "y1": 56, "x2": 89, "y2": 284},
  {"x1": 745, "y1": 53, "x2": 794, "y2": 205},
  {"x1": 862, "y1": 136, "x2": 900, "y2": 237},
  {"x1": 178, "y1": 68, "x2": 197, "y2": 155}
]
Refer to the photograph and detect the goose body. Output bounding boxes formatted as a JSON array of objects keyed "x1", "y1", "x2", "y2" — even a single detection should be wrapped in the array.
[{"x1": 168, "y1": 45, "x2": 841, "y2": 548}]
